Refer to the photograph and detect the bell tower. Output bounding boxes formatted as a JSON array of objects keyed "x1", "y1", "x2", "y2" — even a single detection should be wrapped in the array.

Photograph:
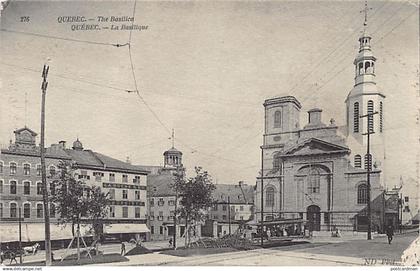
[{"x1": 345, "y1": 1, "x2": 385, "y2": 185}]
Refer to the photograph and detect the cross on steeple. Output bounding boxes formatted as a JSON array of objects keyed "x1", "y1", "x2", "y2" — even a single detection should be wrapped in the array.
[{"x1": 360, "y1": 0, "x2": 372, "y2": 27}]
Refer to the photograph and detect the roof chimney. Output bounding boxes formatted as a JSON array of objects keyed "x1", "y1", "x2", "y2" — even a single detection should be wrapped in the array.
[
  {"x1": 59, "y1": 140, "x2": 66, "y2": 149},
  {"x1": 308, "y1": 108, "x2": 322, "y2": 125}
]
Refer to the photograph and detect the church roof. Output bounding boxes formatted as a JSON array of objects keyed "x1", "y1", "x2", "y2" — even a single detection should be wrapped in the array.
[
  {"x1": 280, "y1": 138, "x2": 350, "y2": 157},
  {"x1": 263, "y1": 96, "x2": 302, "y2": 109}
]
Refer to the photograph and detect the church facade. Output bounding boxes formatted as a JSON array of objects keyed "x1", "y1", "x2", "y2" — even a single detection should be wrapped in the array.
[{"x1": 255, "y1": 21, "x2": 389, "y2": 232}]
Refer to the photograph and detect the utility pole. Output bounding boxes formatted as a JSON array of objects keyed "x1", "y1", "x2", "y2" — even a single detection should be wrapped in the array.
[
  {"x1": 40, "y1": 63, "x2": 52, "y2": 265},
  {"x1": 19, "y1": 206, "x2": 22, "y2": 264},
  {"x1": 260, "y1": 147, "x2": 264, "y2": 247},
  {"x1": 228, "y1": 196, "x2": 231, "y2": 235},
  {"x1": 360, "y1": 110, "x2": 378, "y2": 240}
]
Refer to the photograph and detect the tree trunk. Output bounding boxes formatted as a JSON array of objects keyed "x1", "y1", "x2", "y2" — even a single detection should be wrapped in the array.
[
  {"x1": 184, "y1": 217, "x2": 188, "y2": 248},
  {"x1": 77, "y1": 222, "x2": 80, "y2": 261}
]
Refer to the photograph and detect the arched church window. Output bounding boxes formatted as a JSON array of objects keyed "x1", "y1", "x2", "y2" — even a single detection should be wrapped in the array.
[
  {"x1": 367, "y1": 100, "x2": 374, "y2": 133},
  {"x1": 380, "y1": 101, "x2": 383, "y2": 133},
  {"x1": 354, "y1": 155, "x2": 362, "y2": 168},
  {"x1": 358, "y1": 63, "x2": 364, "y2": 75},
  {"x1": 365, "y1": 62, "x2": 372, "y2": 74},
  {"x1": 274, "y1": 110, "x2": 282, "y2": 128},
  {"x1": 307, "y1": 167, "x2": 320, "y2": 194},
  {"x1": 357, "y1": 184, "x2": 368, "y2": 204},
  {"x1": 266, "y1": 187, "x2": 275, "y2": 207},
  {"x1": 353, "y1": 102, "x2": 359, "y2": 133},
  {"x1": 273, "y1": 156, "x2": 280, "y2": 171},
  {"x1": 364, "y1": 154, "x2": 372, "y2": 170}
]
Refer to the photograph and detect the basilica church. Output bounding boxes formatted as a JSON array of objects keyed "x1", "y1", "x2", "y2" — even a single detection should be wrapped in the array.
[{"x1": 255, "y1": 19, "x2": 393, "y2": 232}]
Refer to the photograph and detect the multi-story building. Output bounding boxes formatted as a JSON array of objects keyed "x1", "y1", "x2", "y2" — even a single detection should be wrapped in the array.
[
  {"x1": 0, "y1": 127, "x2": 149, "y2": 245},
  {"x1": 146, "y1": 146, "x2": 188, "y2": 241},
  {"x1": 202, "y1": 182, "x2": 254, "y2": 237}
]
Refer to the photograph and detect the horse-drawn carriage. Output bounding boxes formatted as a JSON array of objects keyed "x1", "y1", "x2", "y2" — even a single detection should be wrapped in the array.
[{"x1": 0, "y1": 243, "x2": 40, "y2": 265}]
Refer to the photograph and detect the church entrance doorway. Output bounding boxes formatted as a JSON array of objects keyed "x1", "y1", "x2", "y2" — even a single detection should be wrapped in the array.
[{"x1": 307, "y1": 205, "x2": 321, "y2": 231}]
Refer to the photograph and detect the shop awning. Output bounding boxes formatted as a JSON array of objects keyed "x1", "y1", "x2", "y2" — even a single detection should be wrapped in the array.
[
  {"x1": 0, "y1": 223, "x2": 89, "y2": 242},
  {"x1": 104, "y1": 224, "x2": 150, "y2": 234}
]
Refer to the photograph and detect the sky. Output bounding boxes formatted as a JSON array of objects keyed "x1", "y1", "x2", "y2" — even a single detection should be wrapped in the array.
[{"x1": 0, "y1": 0, "x2": 418, "y2": 186}]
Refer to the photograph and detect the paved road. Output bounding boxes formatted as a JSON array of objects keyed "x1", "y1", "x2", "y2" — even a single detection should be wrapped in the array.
[{"x1": 109, "y1": 232, "x2": 417, "y2": 266}]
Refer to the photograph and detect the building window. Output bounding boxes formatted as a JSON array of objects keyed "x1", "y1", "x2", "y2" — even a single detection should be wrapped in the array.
[
  {"x1": 158, "y1": 198, "x2": 164, "y2": 206},
  {"x1": 135, "y1": 190, "x2": 140, "y2": 200},
  {"x1": 379, "y1": 101, "x2": 383, "y2": 133},
  {"x1": 367, "y1": 100, "x2": 374, "y2": 133},
  {"x1": 222, "y1": 205, "x2": 227, "y2": 211},
  {"x1": 0, "y1": 162, "x2": 3, "y2": 173},
  {"x1": 135, "y1": 207, "x2": 140, "y2": 218},
  {"x1": 49, "y1": 166, "x2": 56, "y2": 177},
  {"x1": 274, "y1": 110, "x2": 282, "y2": 128},
  {"x1": 23, "y1": 164, "x2": 30, "y2": 175},
  {"x1": 122, "y1": 174, "x2": 128, "y2": 182},
  {"x1": 354, "y1": 155, "x2": 362, "y2": 168},
  {"x1": 213, "y1": 204, "x2": 218, "y2": 211},
  {"x1": 308, "y1": 168, "x2": 321, "y2": 194},
  {"x1": 10, "y1": 180, "x2": 17, "y2": 194},
  {"x1": 364, "y1": 154, "x2": 372, "y2": 170},
  {"x1": 10, "y1": 203, "x2": 17, "y2": 218},
  {"x1": 122, "y1": 207, "x2": 128, "y2": 218},
  {"x1": 37, "y1": 203, "x2": 43, "y2": 218},
  {"x1": 133, "y1": 176, "x2": 140, "y2": 184},
  {"x1": 357, "y1": 184, "x2": 368, "y2": 204},
  {"x1": 150, "y1": 198, "x2": 154, "y2": 207},
  {"x1": 10, "y1": 162, "x2": 17, "y2": 175},
  {"x1": 109, "y1": 173, "x2": 115, "y2": 182},
  {"x1": 122, "y1": 189, "x2": 128, "y2": 199},
  {"x1": 37, "y1": 182, "x2": 43, "y2": 195},
  {"x1": 151, "y1": 226, "x2": 154, "y2": 234},
  {"x1": 0, "y1": 203, "x2": 2, "y2": 218},
  {"x1": 353, "y1": 102, "x2": 359, "y2": 133},
  {"x1": 404, "y1": 196, "x2": 409, "y2": 202},
  {"x1": 50, "y1": 181, "x2": 56, "y2": 195},
  {"x1": 149, "y1": 211, "x2": 154, "y2": 221},
  {"x1": 403, "y1": 206, "x2": 410, "y2": 212},
  {"x1": 109, "y1": 189, "x2": 115, "y2": 200},
  {"x1": 109, "y1": 206, "x2": 115, "y2": 218},
  {"x1": 50, "y1": 203, "x2": 56, "y2": 217},
  {"x1": 168, "y1": 200, "x2": 175, "y2": 206},
  {"x1": 93, "y1": 172, "x2": 104, "y2": 181},
  {"x1": 159, "y1": 226, "x2": 163, "y2": 235},
  {"x1": 222, "y1": 215, "x2": 227, "y2": 220},
  {"x1": 266, "y1": 187, "x2": 275, "y2": 207},
  {"x1": 213, "y1": 215, "x2": 218, "y2": 219},
  {"x1": 273, "y1": 157, "x2": 280, "y2": 171},
  {"x1": 36, "y1": 165, "x2": 42, "y2": 176},
  {"x1": 240, "y1": 205, "x2": 244, "y2": 211},
  {"x1": 0, "y1": 180, "x2": 3, "y2": 194},
  {"x1": 24, "y1": 181, "x2": 30, "y2": 195},
  {"x1": 240, "y1": 216, "x2": 244, "y2": 220}
]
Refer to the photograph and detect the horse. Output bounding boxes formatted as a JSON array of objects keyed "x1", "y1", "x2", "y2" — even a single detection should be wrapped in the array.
[{"x1": 23, "y1": 243, "x2": 40, "y2": 255}]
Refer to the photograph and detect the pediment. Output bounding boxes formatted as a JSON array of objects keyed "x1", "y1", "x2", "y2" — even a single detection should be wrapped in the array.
[{"x1": 281, "y1": 138, "x2": 349, "y2": 157}]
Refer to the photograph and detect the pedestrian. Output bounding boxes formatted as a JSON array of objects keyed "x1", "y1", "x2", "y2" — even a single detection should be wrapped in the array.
[
  {"x1": 386, "y1": 225, "x2": 394, "y2": 244},
  {"x1": 120, "y1": 242, "x2": 126, "y2": 256},
  {"x1": 169, "y1": 237, "x2": 173, "y2": 248}
]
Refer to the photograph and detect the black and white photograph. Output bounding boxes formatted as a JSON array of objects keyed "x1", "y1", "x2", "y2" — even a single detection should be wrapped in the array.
[{"x1": 0, "y1": 0, "x2": 419, "y2": 268}]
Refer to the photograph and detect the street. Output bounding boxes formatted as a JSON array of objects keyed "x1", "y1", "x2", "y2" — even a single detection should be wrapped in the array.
[{"x1": 102, "y1": 232, "x2": 417, "y2": 266}]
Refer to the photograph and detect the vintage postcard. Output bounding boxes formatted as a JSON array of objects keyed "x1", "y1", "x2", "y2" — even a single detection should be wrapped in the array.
[{"x1": 0, "y1": 0, "x2": 418, "y2": 269}]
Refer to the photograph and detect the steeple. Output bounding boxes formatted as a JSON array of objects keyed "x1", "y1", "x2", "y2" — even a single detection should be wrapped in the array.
[
  {"x1": 163, "y1": 129, "x2": 183, "y2": 168},
  {"x1": 354, "y1": 0, "x2": 376, "y2": 87},
  {"x1": 345, "y1": 0, "x2": 386, "y2": 188}
]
